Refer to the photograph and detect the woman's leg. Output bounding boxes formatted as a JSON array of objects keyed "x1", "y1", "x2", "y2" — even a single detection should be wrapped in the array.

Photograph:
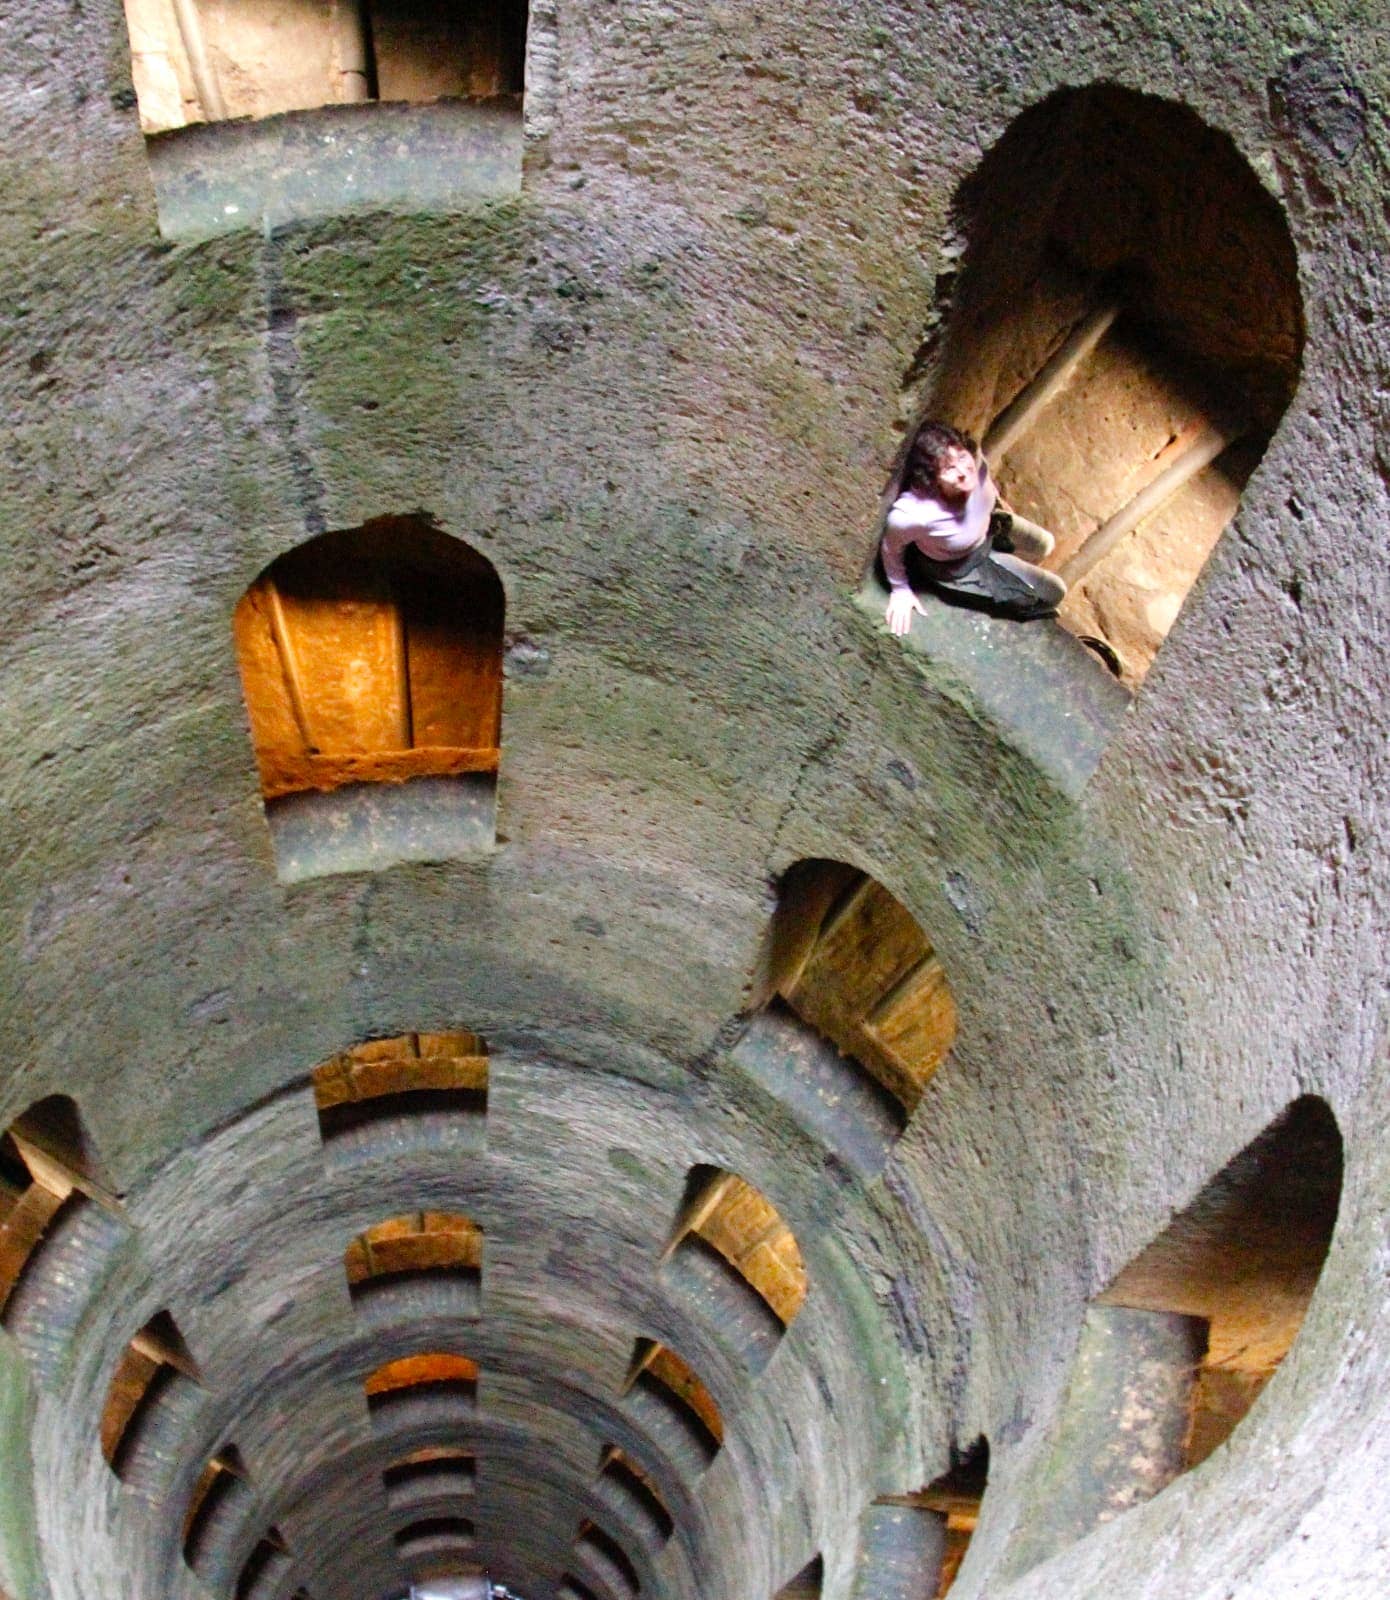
[
  {"x1": 987, "y1": 550, "x2": 1067, "y2": 611},
  {"x1": 1004, "y1": 514, "x2": 1056, "y2": 561},
  {"x1": 928, "y1": 548, "x2": 1067, "y2": 617}
]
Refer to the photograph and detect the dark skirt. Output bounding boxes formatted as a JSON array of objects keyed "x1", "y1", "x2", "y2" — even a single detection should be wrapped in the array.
[{"x1": 905, "y1": 513, "x2": 1061, "y2": 617}]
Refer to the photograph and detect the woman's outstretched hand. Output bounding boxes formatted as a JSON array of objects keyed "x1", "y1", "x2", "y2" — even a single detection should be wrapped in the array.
[{"x1": 886, "y1": 587, "x2": 926, "y2": 637}]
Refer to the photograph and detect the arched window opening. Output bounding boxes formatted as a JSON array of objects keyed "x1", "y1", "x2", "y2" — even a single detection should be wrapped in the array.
[
  {"x1": 877, "y1": 1440, "x2": 990, "y2": 1597},
  {"x1": 559, "y1": 1574, "x2": 601, "y2": 1600},
  {"x1": 383, "y1": 1448, "x2": 477, "y2": 1510},
  {"x1": 183, "y1": 1445, "x2": 255, "y2": 1577},
  {"x1": 101, "y1": 1309, "x2": 200, "y2": 1477},
  {"x1": 921, "y1": 85, "x2": 1303, "y2": 686},
  {"x1": 346, "y1": 1211, "x2": 483, "y2": 1319},
  {"x1": 1099, "y1": 1096, "x2": 1341, "y2": 1465},
  {"x1": 233, "y1": 520, "x2": 504, "y2": 880},
  {"x1": 0, "y1": 1096, "x2": 115, "y2": 1323},
  {"x1": 122, "y1": 0, "x2": 527, "y2": 130},
  {"x1": 623, "y1": 1339, "x2": 723, "y2": 1471},
  {"x1": 183, "y1": 1446, "x2": 246, "y2": 1543},
  {"x1": 312, "y1": 1032, "x2": 489, "y2": 1144},
  {"x1": 663, "y1": 1166, "x2": 807, "y2": 1329},
  {"x1": 773, "y1": 1555, "x2": 823, "y2": 1600},
  {"x1": 1003, "y1": 1098, "x2": 1340, "y2": 1576},
  {"x1": 595, "y1": 1445, "x2": 674, "y2": 1547},
  {"x1": 366, "y1": 1352, "x2": 479, "y2": 1427},
  {"x1": 236, "y1": 1529, "x2": 292, "y2": 1600},
  {"x1": 756, "y1": 860, "x2": 956, "y2": 1130},
  {"x1": 573, "y1": 1521, "x2": 640, "y2": 1599},
  {"x1": 395, "y1": 1516, "x2": 477, "y2": 1556}
]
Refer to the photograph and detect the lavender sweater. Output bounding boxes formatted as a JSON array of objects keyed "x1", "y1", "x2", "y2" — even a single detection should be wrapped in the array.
[{"x1": 881, "y1": 460, "x2": 998, "y2": 589}]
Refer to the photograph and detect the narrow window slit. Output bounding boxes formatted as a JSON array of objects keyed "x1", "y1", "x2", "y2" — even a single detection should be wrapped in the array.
[
  {"x1": 383, "y1": 1449, "x2": 477, "y2": 1509},
  {"x1": 595, "y1": 1445, "x2": 674, "y2": 1546},
  {"x1": 312, "y1": 1032, "x2": 489, "y2": 1148},
  {"x1": 345, "y1": 1210, "x2": 483, "y2": 1322},
  {"x1": 623, "y1": 1339, "x2": 722, "y2": 1473},
  {"x1": 574, "y1": 1520, "x2": 641, "y2": 1598},
  {"x1": 101, "y1": 1309, "x2": 200, "y2": 1478}
]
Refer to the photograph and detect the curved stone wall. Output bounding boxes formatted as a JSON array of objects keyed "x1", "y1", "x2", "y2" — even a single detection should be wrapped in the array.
[{"x1": 0, "y1": 4, "x2": 1385, "y2": 1600}]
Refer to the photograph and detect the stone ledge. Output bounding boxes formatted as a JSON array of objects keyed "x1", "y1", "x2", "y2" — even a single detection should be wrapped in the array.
[
  {"x1": 146, "y1": 99, "x2": 523, "y2": 242},
  {"x1": 854, "y1": 578, "x2": 1129, "y2": 799}
]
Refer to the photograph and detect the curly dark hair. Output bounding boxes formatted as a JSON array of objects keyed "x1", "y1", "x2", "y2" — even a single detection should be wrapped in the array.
[{"x1": 903, "y1": 421, "x2": 979, "y2": 494}]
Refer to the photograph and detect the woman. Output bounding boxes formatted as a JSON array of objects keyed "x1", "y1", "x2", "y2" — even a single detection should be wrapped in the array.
[{"x1": 882, "y1": 422, "x2": 1067, "y2": 634}]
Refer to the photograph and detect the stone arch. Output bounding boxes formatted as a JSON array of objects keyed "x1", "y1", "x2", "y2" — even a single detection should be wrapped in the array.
[
  {"x1": 920, "y1": 84, "x2": 1303, "y2": 686},
  {"x1": 365, "y1": 1353, "x2": 481, "y2": 1443},
  {"x1": 345, "y1": 1211, "x2": 484, "y2": 1326},
  {"x1": 594, "y1": 1445, "x2": 675, "y2": 1553},
  {"x1": 121, "y1": 1, "x2": 532, "y2": 236},
  {"x1": 868, "y1": 1439, "x2": 990, "y2": 1598},
  {"x1": 383, "y1": 1447, "x2": 477, "y2": 1511},
  {"x1": 621, "y1": 1339, "x2": 723, "y2": 1480},
  {"x1": 1001, "y1": 1096, "x2": 1342, "y2": 1576},
  {"x1": 183, "y1": 1446, "x2": 257, "y2": 1587},
  {"x1": 236, "y1": 1527, "x2": 295, "y2": 1600},
  {"x1": 0, "y1": 1094, "x2": 120, "y2": 1328},
  {"x1": 737, "y1": 860, "x2": 957, "y2": 1175},
  {"x1": 233, "y1": 518, "x2": 505, "y2": 880},
  {"x1": 659, "y1": 1165, "x2": 807, "y2": 1373},
  {"x1": 572, "y1": 1518, "x2": 642, "y2": 1600},
  {"x1": 101, "y1": 1308, "x2": 201, "y2": 1479},
  {"x1": 311, "y1": 1032, "x2": 490, "y2": 1149}
]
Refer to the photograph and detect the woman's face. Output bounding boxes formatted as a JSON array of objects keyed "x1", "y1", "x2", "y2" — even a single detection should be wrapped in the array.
[{"x1": 937, "y1": 446, "x2": 979, "y2": 499}]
